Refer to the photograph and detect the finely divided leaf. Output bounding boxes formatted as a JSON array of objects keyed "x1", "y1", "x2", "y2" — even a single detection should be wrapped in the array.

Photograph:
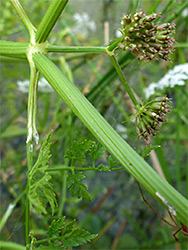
[
  {"x1": 63, "y1": 228, "x2": 97, "y2": 248},
  {"x1": 96, "y1": 163, "x2": 111, "y2": 171},
  {"x1": 138, "y1": 144, "x2": 161, "y2": 158},
  {"x1": 65, "y1": 139, "x2": 94, "y2": 164},
  {"x1": 28, "y1": 132, "x2": 57, "y2": 214},
  {"x1": 106, "y1": 155, "x2": 120, "y2": 169},
  {"x1": 29, "y1": 132, "x2": 52, "y2": 179},
  {"x1": 89, "y1": 143, "x2": 105, "y2": 162},
  {"x1": 38, "y1": 217, "x2": 97, "y2": 250},
  {"x1": 67, "y1": 172, "x2": 92, "y2": 202},
  {"x1": 47, "y1": 217, "x2": 66, "y2": 237}
]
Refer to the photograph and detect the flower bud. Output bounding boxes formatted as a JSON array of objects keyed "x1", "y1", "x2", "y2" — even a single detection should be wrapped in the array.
[
  {"x1": 135, "y1": 97, "x2": 172, "y2": 143},
  {"x1": 117, "y1": 11, "x2": 176, "y2": 61}
]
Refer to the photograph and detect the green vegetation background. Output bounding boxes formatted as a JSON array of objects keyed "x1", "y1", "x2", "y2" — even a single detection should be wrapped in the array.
[{"x1": 0, "y1": 0, "x2": 188, "y2": 249}]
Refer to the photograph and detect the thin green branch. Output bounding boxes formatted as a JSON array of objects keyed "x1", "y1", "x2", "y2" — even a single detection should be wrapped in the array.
[
  {"x1": 26, "y1": 142, "x2": 33, "y2": 248},
  {"x1": 154, "y1": 0, "x2": 174, "y2": 22},
  {"x1": 25, "y1": 64, "x2": 39, "y2": 248},
  {"x1": 35, "y1": 0, "x2": 69, "y2": 43},
  {"x1": 107, "y1": 38, "x2": 122, "y2": 52},
  {"x1": 86, "y1": 52, "x2": 134, "y2": 102},
  {"x1": 176, "y1": 90, "x2": 181, "y2": 191},
  {"x1": 58, "y1": 171, "x2": 68, "y2": 216},
  {"x1": 47, "y1": 165, "x2": 124, "y2": 172},
  {"x1": 47, "y1": 45, "x2": 107, "y2": 54},
  {"x1": 35, "y1": 235, "x2": 66, "y2": 245},
  {"x1": 0, "y1": 191, "x2": 25, "y2": 232},
  {"x1": 26, "y1": 62, "x2": 39, "y2": 144},
  {"x1": 166, "y1": 1, "x2": 188, "y2": 22},
  {"x1": 11, "y1": 0, "x2": 36, "y2": 39},
  {"x1": 108, "y1": 55, "x2": 139, "y2": 107}
]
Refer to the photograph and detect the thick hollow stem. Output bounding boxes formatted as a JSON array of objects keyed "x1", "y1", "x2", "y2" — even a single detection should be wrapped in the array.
[
  {"x1": 32, "y1": 53, "x2": 188, "y2": 226},
  {"x1": 0, "y1": 40, "x2": 28, "y2": 59},
  {"x1": 35, "y1": 0, "x2": 69, "y2": 43}
]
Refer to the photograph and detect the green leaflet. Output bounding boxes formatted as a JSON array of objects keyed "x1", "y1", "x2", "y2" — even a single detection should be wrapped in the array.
[
  {"x1": 138, "y1": 144, "x2": 161, "y2": 158},
  {"x1": 65, "y1": 140, "x2": 111, "y2": 201},
  {"x1": 64, "y1": 139, "x2": 122, "y2": 201},
  {"x1": 67, "y1": 172, "x2": 92, "y2": 202},
  {"x1": 65, "y1": 139, "x2": 94, "y2": 165},
  {"x1": 28, "y1": 132, "x2": 57, "y2": 214},
  {"x1": 106, "y1": 155, "x2": 120, "y2": 169},
  {"x1": 36, "y1": 217, "x2": 97, "y2": 249},
  {"x1": 89, "y1": 143, "x2": 106, "y2": 162},
  {"x1": 63, "y1": 228, "x2": 97, "y2": 248}
]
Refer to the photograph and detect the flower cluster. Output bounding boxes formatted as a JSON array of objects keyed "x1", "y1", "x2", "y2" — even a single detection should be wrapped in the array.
[
  {"x1": 118, "y1": 12, "x2": 176, "y2": 61},
  {"x1": 145, "y1": 63, "x2": 188, "y2": 99},
  {"x1": 135, "y1": 97, "x2": 171, "y2": 144}
]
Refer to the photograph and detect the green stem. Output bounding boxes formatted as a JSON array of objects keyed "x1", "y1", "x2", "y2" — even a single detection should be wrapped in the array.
[
  {"x1": 86, "y1": 52, "x2": 134, "y2": 102},
  {"x1": 26, "y1": 61, "x2": 39, "y2": 144},
  {"x1": 108, "y1": 55, "x2": 139, "y2": 107},
  {"x1": 186, "y1": 160, "x2": 188, "y2": 199},
  {"x1": 36, "y1": 234, "x2": 78, "y2": 245},
  {"x1": 176, "y1": 43, "x2": 188, "y2": 48},
  {"x1": 25, "y1": 61, "x2": 39, "y2": 248},
  {"x1": 35, "y1": 0, "x2": 69, "y2": 43},
  {"x1": 154, "y1": 0, "x2": 174, "y2": 22},
  {"x1": 0, "y1": 40, "x2": 28, "y2": 59},
  {"x1": 166, "y1": 1, "x2": 188, "y2": 22},
  {"x1": 176, "y1": 90, "x2": 181, "y2": 191},
  {"x1": 58, "y1": 171, "x2": 68, "y2": 216},
  {"x1": 47, "y1": 165, "x2": 124, "y2": 172},
  {"x1": 11, "y1": 0, "x2": 36, "y2": 40},
  {"x1": 25, "y1": 142, "x2": 33, "y2": 248},
  {"x1": 33, "y1": 53, "x2": 188, "y2": 226},
  {"x1": 47, "y1": 45, "x2": 107, "y2": 54},
  {"x1": 107, "y1": 38, "x2": 123, "y2": 52},
  {"x1": 131, "y1": 0, "x2": 140, "y2": 15},
  {"x1": 0, "y1": 241, "x2": 25, "y2": 250},
  {"x1": 0, "y1": 191, "x2": 25, "y2": 232}
]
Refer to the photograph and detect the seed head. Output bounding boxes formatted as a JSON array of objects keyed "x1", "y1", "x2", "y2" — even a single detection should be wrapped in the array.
[
  {"x1": 118, "y1": 12, "x2": 176, "y2": 61},
  {"x1": 135, "y1": 97, "x2": 172, "y2": 144}
]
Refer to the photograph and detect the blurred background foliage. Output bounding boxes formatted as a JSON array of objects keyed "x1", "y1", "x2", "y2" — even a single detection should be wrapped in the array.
[{"x1": 0, "y1": 0, "x2": 188, "y2": 249}]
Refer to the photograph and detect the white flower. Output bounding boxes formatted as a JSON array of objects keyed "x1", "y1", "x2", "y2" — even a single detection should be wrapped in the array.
[
  {"x1": 17, "y1": 78, "x2": 54, "y2": 93},
  {"x1": 145, "y1": 63, "x2": 188, "y2": 99},
  {"x1": 72, "y1": 12, "x2": 96, "y2": 37}
]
